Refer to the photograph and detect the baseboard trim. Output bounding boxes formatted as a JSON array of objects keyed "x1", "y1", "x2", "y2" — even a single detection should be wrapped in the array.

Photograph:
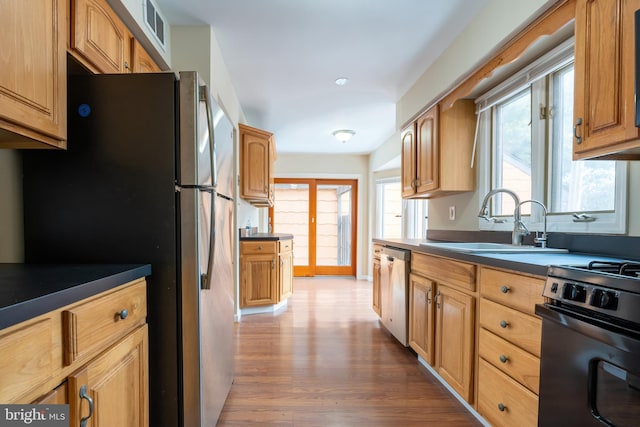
[{"x1": 240, "y1": 299, "x2": 288, "y2": 316}]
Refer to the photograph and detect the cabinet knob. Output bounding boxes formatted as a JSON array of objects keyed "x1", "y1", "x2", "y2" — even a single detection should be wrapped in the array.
[
  {"x1": 574, "y1": 117, "x2": 583, "y2": 145},
  {"x1": 498, "y1": 403, "x2": 507, "y2": 412},
  {"x1": 499, "y1": 320, "x2": 509, "y2": 328},
  {"x1": 258, "y1": 246, "x2": 263, "y2": 251},
  {"x1": 500, "y1": 285, "x2": 510, "y2": 294},
  {"x1": 499, "y1": 354, "x2": 509, "y2": 363},
  {"x1": 118, "y1": 309, "x2": 129, "y2": 320}
]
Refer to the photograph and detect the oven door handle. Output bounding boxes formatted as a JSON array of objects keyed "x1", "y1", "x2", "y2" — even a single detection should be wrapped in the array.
[{"x1": 535, "y1": 303, "x2": 640, "y2": 354}]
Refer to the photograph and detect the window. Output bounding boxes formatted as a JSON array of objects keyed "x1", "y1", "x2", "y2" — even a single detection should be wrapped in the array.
[
  {"x1": 477, "y1": 38, "x2": 627, "y2": 234},
  {"x1": 375, "y1": 177, "x2": 428, "y2": 239}
]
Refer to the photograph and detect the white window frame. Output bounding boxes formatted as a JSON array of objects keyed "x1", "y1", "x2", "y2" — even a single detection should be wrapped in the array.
[
  {"x1": 375, "y1": 176, "x2": 428, "y2": 239},
  {"x1": 476, "y1": 37, "x2": 628, "y2": 235}
]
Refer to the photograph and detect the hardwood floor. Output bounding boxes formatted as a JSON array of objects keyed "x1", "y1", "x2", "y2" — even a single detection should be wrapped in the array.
[{"x1": 217, "y1": 277, "x2": 480, "y2": 426}]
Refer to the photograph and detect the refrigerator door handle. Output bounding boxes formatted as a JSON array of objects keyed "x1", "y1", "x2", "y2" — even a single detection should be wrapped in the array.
[
  {"x1": 201, "y1": 187, "x2": 216, "y2": 290},
  {"x1": 199, "y1": 84, "x2": 217, "y2": 189}
]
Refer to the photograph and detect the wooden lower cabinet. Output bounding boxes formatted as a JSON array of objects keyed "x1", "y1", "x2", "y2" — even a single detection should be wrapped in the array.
[
  {"x1": 372, "y1": 258, "x2": 381, "y2": 316},
  {"x1": 478, "y1": 359, "x2": 538, "y2": 427},
  {"x1": 408, "y1": 254, "x2": 475, "y2": 404},
  {"x1": 69, "y1": 325, "x2": 148, "y2": 427},
  {"x1": 279, "y1": 242, "x2": 294, "y2": 300},
  {"x1": 0, "y1": 279, "x2": 149, "y2": 426},
  {"x1": 240, "y1": 239, "x2": 294, "y2": 308},
  {"x1": 477, "y1": 267, "x2": 543, "y2": 426},
  {"x1": 435, "y1": 284, "x2": 474, "y2": 402},
  {"x1": 408, "y1": 273, "x2": 435, "y2": 365}
]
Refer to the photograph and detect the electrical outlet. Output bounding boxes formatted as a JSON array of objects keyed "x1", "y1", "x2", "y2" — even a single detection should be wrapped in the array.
[{"x1": 449, "y1": 206, "x2": 456, "y2": 221}]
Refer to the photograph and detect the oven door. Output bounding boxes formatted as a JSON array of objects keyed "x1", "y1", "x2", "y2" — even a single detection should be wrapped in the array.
[{"x1": 536, "y1": 304, "x2": 640, "y2": 427}]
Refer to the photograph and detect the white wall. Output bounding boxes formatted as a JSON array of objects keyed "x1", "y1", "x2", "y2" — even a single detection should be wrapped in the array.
[
  {"x1": 274, "y1": 154, "x2": 369, "y2": 279},
  {"x1": 370, "y1": 0, "x2": 640, "y2": 237}
]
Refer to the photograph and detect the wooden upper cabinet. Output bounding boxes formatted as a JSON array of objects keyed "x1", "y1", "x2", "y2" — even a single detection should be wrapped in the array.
[
  {"x1": 416, "y1": 105, "x2": 439, "y2": 193},
  {"x1": 401, "y1": 99, "x2": 476, "y2": 199},
  {"x1": 573, "y1": 0, "x2": 640, "y2": 159},
  {"x1": 0, "y1": 0, "x2": 66, "y2": 148},
  {"x1": 401, "y1": 123, "x2": 417, "y2": 197},
  {"x1": 240, "y1": 123, "x2": 276, "y2": 206},
  {"x1": 71, "y1": 0, "x2": 132, "y2": 74},
  {"x1": 132, "y1": 39, "x2": 161, "y2": 73}
]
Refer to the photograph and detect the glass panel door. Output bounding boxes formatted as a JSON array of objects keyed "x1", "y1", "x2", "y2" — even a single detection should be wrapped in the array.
[
  {"x1": 271, "y1": 180, "x2": 314, "y2": 276},
  {"x1": 270, "y1": 178, "x2": 357, "y2": 277}
]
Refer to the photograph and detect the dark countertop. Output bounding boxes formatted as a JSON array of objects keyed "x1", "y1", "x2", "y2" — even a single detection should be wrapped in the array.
[
  {"x1": 0, "y1": 263, "x2": 151, "y2": 330},
  {"x1": 373, "y1": 238, "x2": 634, "y2": 277},
  {"x1": 240, "y1": 233, "x2": 294, "y2": 241}
]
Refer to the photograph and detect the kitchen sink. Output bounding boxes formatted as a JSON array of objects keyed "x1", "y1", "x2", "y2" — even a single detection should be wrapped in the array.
[{"x1": 419, "y1": 241, "x2": 568, "y2": 253}]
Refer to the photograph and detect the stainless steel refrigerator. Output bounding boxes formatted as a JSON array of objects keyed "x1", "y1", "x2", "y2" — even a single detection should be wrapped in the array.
[{"x1": 22, "y1": 71, "x2": 234, "y2": 426}]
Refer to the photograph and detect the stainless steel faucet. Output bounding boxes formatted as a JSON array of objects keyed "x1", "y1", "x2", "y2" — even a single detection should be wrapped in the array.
[
  {"x1": 515, "y1": 199, "x2": 548, "y2": 248},
  {"x1": 478, "y1": 188, "x2": 523, "y2": 245}
]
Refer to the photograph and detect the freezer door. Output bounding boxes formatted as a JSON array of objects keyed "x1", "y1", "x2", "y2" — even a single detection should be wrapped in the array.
[
  {"x1": 201, "y1": 194, "x2": 235, "y2": 424},
  {"x1": 179, "y1": 71, "x2": 214, "y2": 187}
]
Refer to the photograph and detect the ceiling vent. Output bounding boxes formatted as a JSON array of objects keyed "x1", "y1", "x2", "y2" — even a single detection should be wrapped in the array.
[{"x1": 144, "y1": 0, "x2": 166, "y2": 50}]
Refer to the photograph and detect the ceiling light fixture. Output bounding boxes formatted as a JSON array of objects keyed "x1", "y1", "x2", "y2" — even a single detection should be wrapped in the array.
[
  {"x1": 335, "y1": 77, "x2": 349, "y2": 86},
  {"x1": 332, "y1": 129, "x2": 355, "y2": 143}
]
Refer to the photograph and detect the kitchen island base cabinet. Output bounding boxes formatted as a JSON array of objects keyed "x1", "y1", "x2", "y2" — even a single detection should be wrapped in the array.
[{"x1": 240, "y1": 239, "x2": 294, "y2": 308}]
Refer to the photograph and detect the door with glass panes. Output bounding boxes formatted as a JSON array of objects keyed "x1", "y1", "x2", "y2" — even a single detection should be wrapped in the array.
[{"x1": 269, "y1": 178, "x2": 357, "y2": 276}]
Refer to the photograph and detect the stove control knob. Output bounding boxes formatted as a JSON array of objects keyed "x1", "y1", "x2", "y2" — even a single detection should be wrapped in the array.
[
  {"x1": 590, "y1": 289, "x2": 618, "y2": 309},
  {"x1": 562, "y1": 283, "x2": 586, "y2": 302}
]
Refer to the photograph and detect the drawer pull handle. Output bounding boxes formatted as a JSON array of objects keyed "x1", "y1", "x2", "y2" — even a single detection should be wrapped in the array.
[
  {"x1": 498, "y1": 403, "x2": 507, "y2": 412},
  {"x1": 500, "y1": 320, "x2": 509, "y2": 328},
  {"x1": 500, "y1": 285, "x2": 510, "y2": 293},
  {"x1": 79, "y1": 385, "x2": 94, "y2": 427},
  {"x1": 118, "y1": 309, "x2": 129, "y2": 320},
  {"x1": 499, "y1": 354, "x2": 509, "y2": 363}
]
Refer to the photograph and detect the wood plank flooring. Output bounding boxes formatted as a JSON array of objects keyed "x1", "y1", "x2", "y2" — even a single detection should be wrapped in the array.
[{"x1": 217, "y1": 277, "x2": 480, "y2": 426}]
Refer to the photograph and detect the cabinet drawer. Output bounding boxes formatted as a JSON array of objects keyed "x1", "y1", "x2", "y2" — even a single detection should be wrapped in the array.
[
  {"x1": 279, "y1": 239, "x2": 293, "y2": 253},
  {"x1": 480, "y1": 267, "x2": 544, "y2": 314},
  {"x1": 479, "y1": 298, "x2": 541, "y2": 357},
  {"x1": 478, "y1": 358, "x2": 538, "y2": 427},
  {"x1": 479, "y1": 328, "x2": 540, "y2": 394},
  {"x1": 412, "y1": 252, "x2": 476, "y2": 292},
  {"x1": 0, "y1": 318, "x2": 56, "y2": 402},
  {"x1": 63, "y1": 280, "x2": 146, "y2": 365},
  {"x1": 241, "y1": 241, "x2": 276, "y2": 255}
]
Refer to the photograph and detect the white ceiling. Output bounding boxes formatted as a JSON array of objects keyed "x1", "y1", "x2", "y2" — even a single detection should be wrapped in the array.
[{"x1": 156, "y1": 0, "x2": 490, "y2": 154}]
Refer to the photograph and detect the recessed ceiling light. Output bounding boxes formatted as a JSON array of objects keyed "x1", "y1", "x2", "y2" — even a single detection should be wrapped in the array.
[{"x1": 335, "y1": 77, "x2": 349, "y2": 86}]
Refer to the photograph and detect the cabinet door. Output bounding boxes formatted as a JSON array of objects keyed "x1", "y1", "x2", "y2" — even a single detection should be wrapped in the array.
[
  {"x1": 401, "y1": 123, "x2": 417, "y2": 197},
  {"x1": 69, "y1": 325, "x2": 148, "y2": 427},
  {"x1": 279, "y1": 249, "x2": 294, "y2": 301},
  {"x1": 0, "y1": 0, "x2": 66, "y2": 147},
  {"x1": 416, "y1": 105, "x2": 439, "y2": 193},
  {"x1": 435, "y1": 284, "x2": 474, "y2": 402},
  {"x1": 240, "y1": 128, "x2": 270, "y2": 200},
  {"x1": 573, "y1": 0, "x2": 640, "y2": 159},
  {"x1": 240, "y1": 254, "x2": 277, "y2": 307},
  {"x1": 408, "y1": 273, "x2": 435, "y2": 366},
  {"x1": 71, "y1": 0, "x2": 132, "y2": 74},
  {"x1": 131, "y1": 39, "x2": 161, "y2": 73},
  {"x1": 372, "y1": 258, "x2": 381, "y2": 316}
]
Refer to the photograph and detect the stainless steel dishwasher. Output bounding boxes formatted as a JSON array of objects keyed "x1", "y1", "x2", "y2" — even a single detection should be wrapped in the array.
[{"x1": 379, "y1": 246, "x2": 410, "y2": 346}]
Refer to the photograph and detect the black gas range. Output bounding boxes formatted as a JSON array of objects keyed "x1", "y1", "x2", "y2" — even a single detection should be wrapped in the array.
[
  {"x1": 536, "y1": 261, "x2": 640, "y2": 426},
  {"x1": 544, "y1": 261, "x2": 640, "y2": 330}
]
